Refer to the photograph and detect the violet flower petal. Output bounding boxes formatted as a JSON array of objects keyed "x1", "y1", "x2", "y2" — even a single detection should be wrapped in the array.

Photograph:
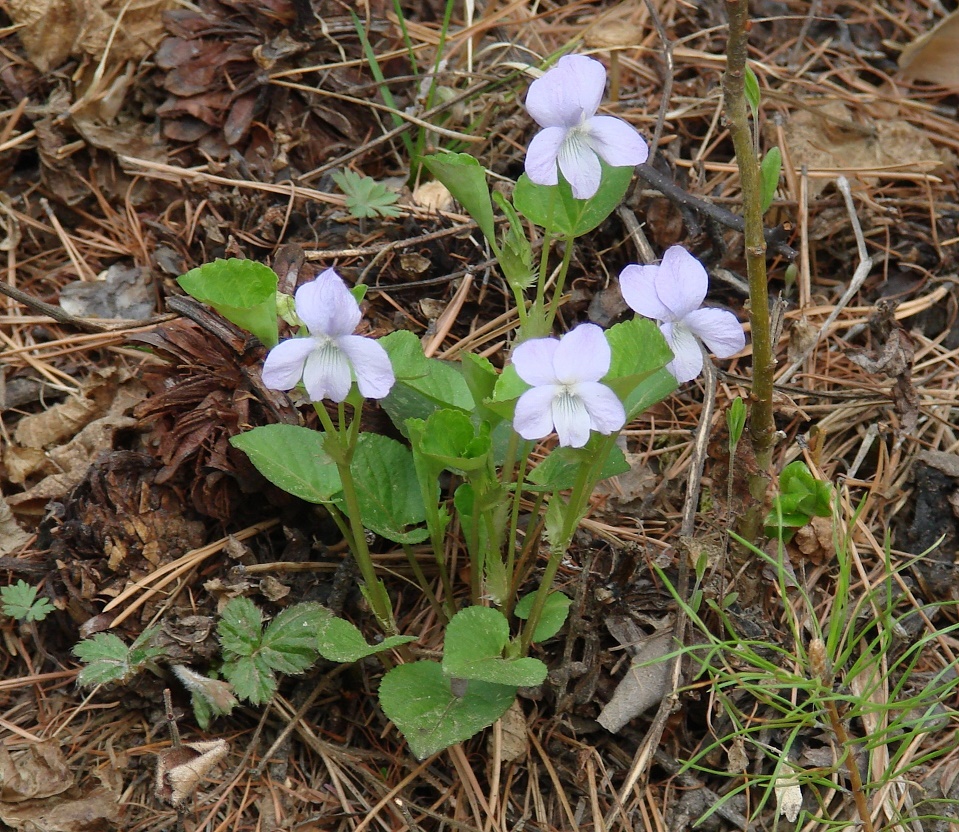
[
  {"x1": 261, "y1": 337, "x2": 317, "y2": 391},
  {"x1": 578, "y1": 381, "x2": 627, "y2": 434},
  {"x1": 512, "y1": 337, "x2": 561, "y2": 386},
  {"x1": 337, "y1": 334, "x2": 396, "y2": 399},
  {"x1": 514, "y1": 384, "x2": 561, "y2": 441},
  {"x1": 654, "y1": 246, "x2": 708, "y2": 320},
  {"x1": 551, "y1": 390, "x2": 591, "y2": 448},
  {"x1": 295, "y1": 268, "x2": 361, "y2": 337},
  {"x1": 586, "y1": 115, "x2": 649, "y2": 168},
  {"x1": 683, "y1": 307, "x2": 746, "y2": 358},
  {"x1": 661, "y1": 322, "x2": 704, "y2": 384},
  {"x1": 619, "y1": 264, "x2": 673, "y2": 321},
  {"x1": 301, "y1": 340, "x2": 353, "y2": 402},
  {"x1": 524, "y1": 126, "x2": 567, "y2": 187},
  {"x1": 553, "y1": 323, "x2": 610, "y2": 385},
  {"x1": 525, "y1": 55, "x2": 606, "y2": 128},
  {"x1": 557, "y1": 132, "x2": 603, "y2": 199}
]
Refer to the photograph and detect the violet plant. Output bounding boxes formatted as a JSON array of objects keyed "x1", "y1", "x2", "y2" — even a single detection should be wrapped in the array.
[{"x1": 154, "y1": 54, "x2": 747, "y2": 759}]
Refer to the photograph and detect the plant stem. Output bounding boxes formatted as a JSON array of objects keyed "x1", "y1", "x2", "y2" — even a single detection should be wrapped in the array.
[
  {"x1": 518, "y1": 436, "x2": 614, "y2": 653},
  {"x1": 545, "y1": 235, "x2": 576, "y2": 330},
  {"x1": 722, "y1": 0, "x2": 776, "y2": 538},
  {"x1": 314, "y1": 404, "x2": 397, "y2": 635}
]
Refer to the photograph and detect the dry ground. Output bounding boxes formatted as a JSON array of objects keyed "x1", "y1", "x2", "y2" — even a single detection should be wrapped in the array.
[{"x1": 2, "y1": 1, "x2": 959, "y2": 830}]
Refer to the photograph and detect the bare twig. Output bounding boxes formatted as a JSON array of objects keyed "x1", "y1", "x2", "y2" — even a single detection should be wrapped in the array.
[{"x1": 635, "y1": 163, "x2": 796, "y2": 260}]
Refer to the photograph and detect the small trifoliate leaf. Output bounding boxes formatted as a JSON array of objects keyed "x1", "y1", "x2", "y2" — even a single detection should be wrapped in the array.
[
  {"x1": 1, "y1": 580, "x2": 54, "y2": 622},
  {"x1": 73, "y1": 628, "x2": 162, "y2": 686},
  {"x1": 222, "y1": 654, "x2": 277, "y2": 705},
  {"x1": 332, "y1": 169, "x2": 401, "y2": 219},
  {"x1": 259, "y1": 603, "x2": 326, "y2": 674}
]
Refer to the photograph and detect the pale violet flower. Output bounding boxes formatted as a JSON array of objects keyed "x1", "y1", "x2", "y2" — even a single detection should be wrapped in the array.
[
  {"x1": 512, "y1": 323, "x2": 625, "y2": 449},
  {"x1": 525, "y1": 54, "x2": 648, "y2": 200},
  {"x1": 619, "y1": 246, "x2": 746, "y2": 383},
  {"x1": 262, "y1": 268, "x2": 395, "y2": 402}
]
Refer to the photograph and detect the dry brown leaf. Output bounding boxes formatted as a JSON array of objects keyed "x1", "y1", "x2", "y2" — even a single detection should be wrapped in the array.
[
  {"x1": 155, "y1": 739, "x2": 229, "y2": 807},
  {"x1": 0, "y1": 486, "x2": 32, "y2": 554},
  {"x1": 13, "y1": 371, "x2": 120, "y2": 449},
  {"x1": 7, "y1": 0, "x2": 174, "y2": 72},
  {"x1": 0, "y1": 742, "x2": 72, "y2": 802},
  {"x1": 491, "y1": 701, "x2": 528, "y2": 763},
  {"x1": 5, "y1": 373, "x2": 146, "y2": 503},
  {"x1": 779, "y1": 100, "x2": 943, "y2": 198},
  {"x1": 597, "y1": 618, "x2": 674, "y2": 733},
  {"x1": 793, "y1": 516, "x2": 836, "y2": 565},
  {"x1": 0, "y1": 787, "x2": 121, "y2": 831},
  {"x1": 899, "y1": 10, "x2": 959, "y2": 87}
]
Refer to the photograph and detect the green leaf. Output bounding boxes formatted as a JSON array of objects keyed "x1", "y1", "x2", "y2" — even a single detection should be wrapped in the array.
[
  {"x1": 259, "y1": 603, "x2": 326, "y2": 674},
  {"x1": 442, "y1": 607, "x2": 547, "y2": 687},
  {"x1": 218, "y1": 600, "x2": 326, "y2": 704},
  {"x1": 514, "y1": 591, "x2": 572, "y2": 642},
  {"x1": 218, "y1": 597, "x2": 264, "y2": 657},
  {"x1": 527, "y1": 443, "x2": 629, "y2": 490},
  {"x1": 316, "y1": 617, "x2": 416, "y2": 662},
  {"x1": 420, "y1": 153, "x2": 496, "y2": 246},
  {"x1": 744, "y1": 64, "x2": 761, "y2": 121},
  {"x1": 332, "y1": 168, "x2": 401, "y2": 219},
  {"x1": 605, "y1": 317, "x2": 672, "y2": 382},
  {"x1": 409, "y1": 409, "x2": 491, "y2": 475},
  {"x1": 230, "y1": 425, "x2": 341, "y2": 504},
  {"x1": 492, "y1": 191, "x2": 535, "y2": 291},
  {"x1": 760, "y1": 146, "x2": 782, "y2": 214},
  {"x1": 727, "y1": 396, "x2": 747, "y2": 446},
  {"x1": 73, "y1": 628, "x2": 162, "y2": 687},
  {"x1": 177, "y1": 259, "x2": 279, "y2": 347},
  {"x1": 379, "y1": 331, "x2": 475, "y2": 432},
  {"x1": 344, "y1": 433, "x2": 428, "y2": 543},
  {"x1": 765, "y1": 461, "x2": 833, "y2": 539},
  {"x1": 222, "y1": 654, "x2": 276, "y2": 704},
  {"x1": 379, "y1": 660, "x2": 517, "y2": 759},
  {"x1": 604, "y1": 318, "x2": 677, "y2": 418},
  {"x1": 1, "y1": 580, "x2": 54, "y2": 622},
  {"x1": 621, "y1": 368, "x2": 677, "y2": 421},
  {"x1": 513, "y1": 163, "x2": 633, "y2": 237}
]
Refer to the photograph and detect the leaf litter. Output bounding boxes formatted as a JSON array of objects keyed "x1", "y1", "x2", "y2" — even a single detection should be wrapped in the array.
[{"x1": 1, "y1": 1, "x2": 959, "y2": 831}]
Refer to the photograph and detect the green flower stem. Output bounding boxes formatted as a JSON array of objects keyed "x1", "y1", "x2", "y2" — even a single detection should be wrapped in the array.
[
  {"x1": 722, "y1": 0, "x2": 776, "y2": 542},
  {"x1": 504, "y1": 438, "x2": 534, "y2": 618},
  {"x1": 545, "y1": 235, "x2": 576, "y2": 331},
  {"x1": 314, "y1": 403, "x2": 397, "y2": 635},
  {"x1": 519, "y1": 434, "x2": 616, "y2": 653}
]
